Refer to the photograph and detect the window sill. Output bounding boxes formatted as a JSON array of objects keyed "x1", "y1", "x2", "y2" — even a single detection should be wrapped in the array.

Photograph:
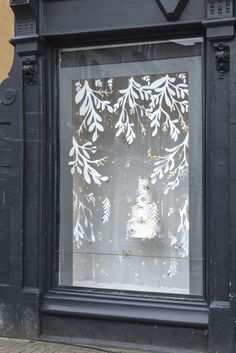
[{"x1": 42, "y1": 289, "x2": 209, "y2": 327}]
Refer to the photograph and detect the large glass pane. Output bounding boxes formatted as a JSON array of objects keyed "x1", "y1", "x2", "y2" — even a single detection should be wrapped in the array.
[{"x1": 58, "y1": 39, "x2": 203, "y2": 295}]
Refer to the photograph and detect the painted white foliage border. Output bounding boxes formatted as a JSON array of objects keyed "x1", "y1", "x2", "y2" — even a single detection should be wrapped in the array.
[
  {"x1": 70, "y1": 79, "x2": 114, "y2": 247},
  {"x1": 69, "y1": 74, "x2": 190, "y2": 264}
]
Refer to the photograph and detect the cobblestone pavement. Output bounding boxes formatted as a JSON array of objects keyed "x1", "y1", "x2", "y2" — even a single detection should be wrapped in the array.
[{"x1": 0, "y1": 338, "x2": 141, "y2": 353}]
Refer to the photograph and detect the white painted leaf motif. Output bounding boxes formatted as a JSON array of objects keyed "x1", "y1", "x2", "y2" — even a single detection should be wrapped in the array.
[
  {"x1": 150, "y1": 132, "x2": 189, "y2": 194},
  {"x1": 84, "y1": 193, "x2": 96, "y2": 206},
  {"x1": 167, "y1": 196, "x2": 189, "y2": 277},
  {"x1": 73, "y1": 191, "x2": 96, "y2": 248},
  {"x1": 167, "y1": 258, "x2": 178, "y2": 278},
  {"x1": 95, "y1": 79, "x2": 102, "y2": 88},
  {"x1": 177, "y1": 195, "x2": 189, "y2": 257},
  {"x1": 114, "y1": 77, "x2": 151, "y2": 144},
  {"x1": 75, "y1": 80, "x2": 113, "y2": 142},
  {"x1": 151, "y1": 201, "x2": 160, "y2": 223},
  {"x1": 147, "y1": 74, "x2": 189, "y2": 139},
  {"x1": 69, "y1": 137, "x2": 109, "y2": 185},
  {"x1": 142, "y1": 76, "x2": 151, "y2": 85},
  {"x1": 107, "y1": 78, "x2": 113, "y2": 90},
  {"x1": 101, "y1": 197, "x2": 111, "y2": 224}
]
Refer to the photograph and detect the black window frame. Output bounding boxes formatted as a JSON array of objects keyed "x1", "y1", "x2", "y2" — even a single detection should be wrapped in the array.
[{"x1": 42, "y1": 32, "x2": 209, "y2": 329}]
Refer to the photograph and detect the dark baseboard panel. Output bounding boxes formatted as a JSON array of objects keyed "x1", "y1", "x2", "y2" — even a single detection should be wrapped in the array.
[{"x1": 41, "y1": 315, "x2": 208, "y2": 352}]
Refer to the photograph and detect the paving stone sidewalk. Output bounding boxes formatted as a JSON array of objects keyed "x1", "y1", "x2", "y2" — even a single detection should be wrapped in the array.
[
  {"x1": 0, "y1": 337, "x2": 203, "y2": 353},
  {"x1": 0, "y1": 337, "x2": 139, "y2": 353}
]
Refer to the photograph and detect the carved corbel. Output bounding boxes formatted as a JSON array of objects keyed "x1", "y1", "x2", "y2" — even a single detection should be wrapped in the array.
[
  {"x1": 23, "y1": 56, "x2": 38, "y2": 85},
  {"x1": 214, "y1": 42, "x2": 230, "y2": 78}
]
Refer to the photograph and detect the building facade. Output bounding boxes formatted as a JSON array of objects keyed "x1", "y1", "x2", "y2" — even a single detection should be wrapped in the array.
[{"x1": 0, "y1": 1, "x2": 235, "y2": 352}]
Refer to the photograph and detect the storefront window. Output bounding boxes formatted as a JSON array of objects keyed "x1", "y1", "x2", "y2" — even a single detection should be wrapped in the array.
[{"x1": 58, "y1": 39, "x2": 203, "y2": 295}]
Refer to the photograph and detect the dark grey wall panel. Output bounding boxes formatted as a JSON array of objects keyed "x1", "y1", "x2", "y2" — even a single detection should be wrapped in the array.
[
  {"x1": 42, "y1": 0, "x2": 204, "y2": 36},
  {"x1": 42, "y1": 315, "x2": 208, "y2": 352}
]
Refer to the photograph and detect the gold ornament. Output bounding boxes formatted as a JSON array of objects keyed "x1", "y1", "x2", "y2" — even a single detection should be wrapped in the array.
[{"x1": 148, "y1": 149, "x2": 159, "y2": 161}]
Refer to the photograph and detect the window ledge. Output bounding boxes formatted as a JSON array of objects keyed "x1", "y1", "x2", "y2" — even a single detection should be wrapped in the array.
[{"x1": 42, "y1": 290, "x2": 209, "y2": 327}]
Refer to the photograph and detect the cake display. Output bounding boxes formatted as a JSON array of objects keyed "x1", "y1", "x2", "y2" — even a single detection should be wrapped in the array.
[{"x1": 126, "y1": 177, "x2": 160, "y2": 239}]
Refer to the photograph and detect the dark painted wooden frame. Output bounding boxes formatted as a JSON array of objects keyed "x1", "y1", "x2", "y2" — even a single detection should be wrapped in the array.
[{"x1": 0, "y1": 0, "x2": 235, "y2": 352}]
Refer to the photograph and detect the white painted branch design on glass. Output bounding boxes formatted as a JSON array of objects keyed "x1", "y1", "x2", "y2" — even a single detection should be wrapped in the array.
[
  {"x1": 114, "y1": 77, "x2": 151, "y2": 144},
  {"x1": 177, "y1": 195, "x2": 189, "y2": 258},
  {"x1": 113, "y1": 74, "x2": 188, "y2": 144},
  {"x1": 150, "y1": 132, "x2": 189, "y2": 194},
  {"x1": 101, "y1": 197, "x2": 111, "y2": 224},
  {"x1": 69, "y1": 137, "x2": 109, "y2": 185},
  {"x1": 147, "y1": 75, "x2": 188, "y2": 140},
  {"x1": 75, "y1": 80, "x2": 113, "y2": 142},
  {"x1": 167, "y1": 195, "x2": 189, "y2": 277},
  {"x1": 73, "y1": 191, "x2": 96, "y2": 247},
  {"x1": 70, "y1": 72, "x2": 190, "y2": 269}
]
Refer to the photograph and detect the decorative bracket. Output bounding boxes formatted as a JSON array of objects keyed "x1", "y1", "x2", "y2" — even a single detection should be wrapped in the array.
[
  {"x1": 207, "y1": 0, "x2": 233, "y2": 19},
  {"x1": 10, "y1": 0, "x2": 37, "y2": 36},
  {"x1": 203, "y1": 0, "x2": 235, "y2": 39},
  {"x1": 156, "y1": 0, "x2": 189, "y2": 21},
  {"x1": 23, "y1": 56, "x2": 38, "y2": 85},
  {"x1": 214, "y1": 42, "x2": 230, "y2": 78}
]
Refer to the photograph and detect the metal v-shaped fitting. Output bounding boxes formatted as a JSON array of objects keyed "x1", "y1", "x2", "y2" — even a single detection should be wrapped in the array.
[{"x1": 156, "y1": 0, "x2": 189, "y2": 21}]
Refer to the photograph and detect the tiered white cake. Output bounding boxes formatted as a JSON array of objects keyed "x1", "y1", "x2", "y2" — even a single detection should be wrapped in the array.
[{"x1": 126, "y1": 177, "x2": 160, "y2": 239}]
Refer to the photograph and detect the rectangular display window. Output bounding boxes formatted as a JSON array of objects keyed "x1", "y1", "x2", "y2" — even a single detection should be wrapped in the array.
[{"x1": 58, "y1": 39, "x2": 203, "y2": 295}]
